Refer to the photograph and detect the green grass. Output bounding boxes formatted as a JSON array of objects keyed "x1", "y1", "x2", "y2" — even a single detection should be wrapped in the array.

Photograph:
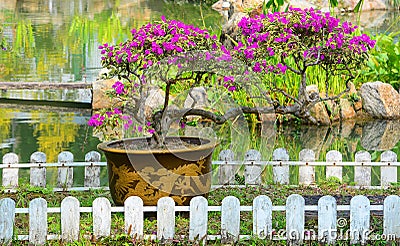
[{"x1": 1, "y1": 183, "x2": 400, "y2": 245}]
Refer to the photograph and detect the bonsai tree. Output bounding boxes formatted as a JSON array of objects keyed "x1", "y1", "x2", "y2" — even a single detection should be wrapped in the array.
[
  {"x1": 89, "y1": 16, "x2": 273, "y2": 148},
  {"x1": 230, "y1": 7, "x2": 375, "y2": 124},
  {"x1": 89, "y1": 9, "x2": 375, "y2": 147}
]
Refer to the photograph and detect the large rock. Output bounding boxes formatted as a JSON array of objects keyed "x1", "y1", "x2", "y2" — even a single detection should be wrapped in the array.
[
  {"x1": 92, "y1": 78, "x2": 118, "y2": 110},
  {"x1": 306, "y1": 85, "x2": 330, "y2": 125},
  {"x1": 359, "y1": 81, "x2": 400, "y2": 119},
  {"x1": 310, "y1": 102, "x2": 331, "y2": 125},
  {"x1": 339, "y1": 98, "x2": 356, "y2": 120}
]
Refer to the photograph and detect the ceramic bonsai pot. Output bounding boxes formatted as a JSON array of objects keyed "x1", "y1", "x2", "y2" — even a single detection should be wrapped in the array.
[{"x1": 98, "y1": 136, "x2": 216, "y2": 206}]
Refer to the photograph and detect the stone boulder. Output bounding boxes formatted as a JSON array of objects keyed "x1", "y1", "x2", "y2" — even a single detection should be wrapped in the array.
[
  {"x1": 359, "y1": 81, "x2": 400, "y2": 119},
  {"x1": 92, "y1": 78, "x2": 117, "y2": 110},
  {"x1": 339, "y1": 98, "x2": 356, "y2": 120}
]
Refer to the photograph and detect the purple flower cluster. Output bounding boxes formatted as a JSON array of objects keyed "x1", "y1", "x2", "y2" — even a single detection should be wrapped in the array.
[
  {"x1": 234, "y1": 7, "x2": 375, "y2": 73},
  {"x1": 99, "y1": 16, "x2": 217, "y2": 75},
  {"x1": 88, "y1": 114, "x2": 105, "y2": 127},
  {"x1": 223, "y1": 76, "x2": 236, "y2": 92}
]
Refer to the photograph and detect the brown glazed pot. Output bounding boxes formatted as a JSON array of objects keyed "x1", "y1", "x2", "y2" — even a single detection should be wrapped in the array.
[{"x1": 98, "y1": 137, "x2": 216, "y2": 206}]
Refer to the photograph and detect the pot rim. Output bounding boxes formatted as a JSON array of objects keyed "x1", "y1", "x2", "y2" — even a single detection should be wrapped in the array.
[{"x1": 97, "y1": 136, "x2": 218, "y2": 155}]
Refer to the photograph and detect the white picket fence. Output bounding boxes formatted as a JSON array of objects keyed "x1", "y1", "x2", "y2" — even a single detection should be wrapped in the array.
[
  {"x1": 1, "y1": 194, "x2": 399, "y2": 244},
  {"x1": 0, "y1": 149, "x2": 399, "y2": 191}
]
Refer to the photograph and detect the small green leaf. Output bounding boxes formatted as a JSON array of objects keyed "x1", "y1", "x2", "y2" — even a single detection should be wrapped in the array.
[
  {"x1": 329, "y1": 0, "x2": 338, "y2": 7},
  {"x1": 353, "y1": 0, "x2": 364, "y2": 13}
]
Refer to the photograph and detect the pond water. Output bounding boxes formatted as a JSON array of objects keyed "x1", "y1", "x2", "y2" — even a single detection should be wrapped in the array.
[{"x1": 0, "y1": 0, "x2": 399, "y2": 186}]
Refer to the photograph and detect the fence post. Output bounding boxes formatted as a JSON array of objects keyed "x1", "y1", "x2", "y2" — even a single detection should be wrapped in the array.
[
  {"x1": 57, "y1": 152, "x2": 74, "y2": 188},
  {"x1": 272, "y1": 148, "x2": 290, "y2": 185},
  {"x1": 380, "y1": 151, "x2": 397, "y2": 187},
  {"x1": 0, "y1": 198, "x2": 15, "y2": 244},
  {"x1": 253, "y1": 195, "x2": 272, "y2": 239},
  {"x1": 354, "y1": 151, "x2": 371, "y2": 187},
  {"x1": 325, "y1": 150, "x2": 343, "y2": 181},
  {"x1": 286, "y1": 194, "x2": 305, "y2": 245},
  {"x1": 383, "y1": 195, "x2": 400, "y2": 240},
  {"x1": 124, "y1": 196, "x2": 143, "y2": 239},
  {"x1": 30, "y1": 152, "x2": 47, "y2": 188},
  {"x1": 318, "y1": 195, "x2": 337, "y2": 245},
  {"x1": 2, "y1": 153, "x2": 19, "y2": 189},
  {"x1": 244, "y1": 149, "x2": 262, "y2": 185},
  {"x1": 157, "y1": 197, "x2": 175, "y2": 241},
  {"x1": 221, "y1": 196, "x2": 240, "y2": 244},
  {"x1": 61, "y1": 196, "x2": 80, "y2": 242},
  {"x1": 29, "y1": 198, "x2": 47, "y2": 245},
  {"x1": 298, "y1": 149, "x2": 315, "y2": 185},
  {"x1": 84, "y1": 151, "x2": 101, "y2": 188},
  {"x1": 217, "y1": 149, "x2": 237, "y2": 185},
  {"x1": 93, "y1": 197, "x2": 111, "y2": 239},
  {"x1": 189, "y1": 196, "x2": 208, "y2": 243},
  {"x1": 350, "y1": 195, "x2": 370, "y2": 245}
]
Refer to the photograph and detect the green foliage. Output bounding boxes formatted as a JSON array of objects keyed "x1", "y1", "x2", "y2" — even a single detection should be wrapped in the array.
[
  {"x1": 317, "y1": 176, "x2": 342, "y2": 190},
  {"x1": 363, "y1": 31, "x2": 400, "y2": 90}
]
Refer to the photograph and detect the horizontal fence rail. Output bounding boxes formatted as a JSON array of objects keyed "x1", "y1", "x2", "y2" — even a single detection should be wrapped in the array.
[
  {"x1": 0, "y1": 149, "x2": 399, "y2": 191},
  {"x1": 0, "y1": 195, "x2": 399, "y2": 244}
]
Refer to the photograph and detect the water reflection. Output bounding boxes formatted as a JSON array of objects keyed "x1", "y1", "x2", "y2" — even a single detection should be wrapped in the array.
[
  {"x1": 0, "y1": 0, "x2": 223, "y2": 83},
  {"x1": 0, "y1": 103, "x2": 100, "y2": 163}
]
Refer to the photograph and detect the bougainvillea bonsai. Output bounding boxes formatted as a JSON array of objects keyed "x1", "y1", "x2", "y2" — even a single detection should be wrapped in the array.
[
  {"x1": 88, "y1": 9, "x2": 375, "y2": 206},
  {"x1": 89, "y1": 16, "x2": 270, "y2": 148},
  {"x1": 89, "y1": 8, "x2": 375, "y2": 147},
  {"x1": 232, "y1": 6, "x2": 376, "y2": 124}
]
